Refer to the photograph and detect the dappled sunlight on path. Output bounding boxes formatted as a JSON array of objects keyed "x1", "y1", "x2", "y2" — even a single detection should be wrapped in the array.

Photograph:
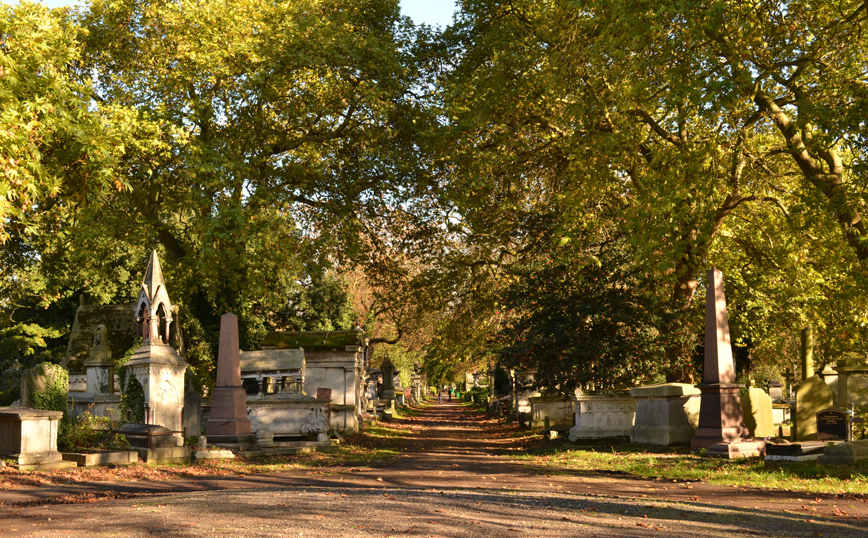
[{"x1": 4, "y1": 400, "x2": 868, "y2": 537}]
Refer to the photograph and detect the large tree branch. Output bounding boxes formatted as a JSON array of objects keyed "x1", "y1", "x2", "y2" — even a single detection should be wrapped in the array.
[{"x1": 627, "y1": 108, "x2": 683, "y2": 144}]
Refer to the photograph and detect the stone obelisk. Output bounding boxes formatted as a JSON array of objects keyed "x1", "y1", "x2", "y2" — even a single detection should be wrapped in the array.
[
  {"x1": 691, "y1": 268, "x2": 762, "y2": 457},
  {"x1": 205, "y1": 313, "x2": 252, "y2": 439}
]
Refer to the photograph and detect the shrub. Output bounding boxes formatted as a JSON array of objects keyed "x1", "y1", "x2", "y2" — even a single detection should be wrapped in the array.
[{"x1": 58, "y1": 410, "x2": 130, "y2": 453}]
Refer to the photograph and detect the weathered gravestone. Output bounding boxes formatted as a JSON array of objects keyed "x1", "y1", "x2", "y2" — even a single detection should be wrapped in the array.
[
  {"x1": 692, "y1": 268, "x2": 763, "y2": 457},
  {"x1": 20, "y1": 362, "x2": 68, "y2": 413},
  {"x1": 570, "y1": 392, "x2": 636, "y2": 440},
  {"x1": 182, "y1": 382, "x2": 202, "y2": 438},
  {"x1": 742, "y1": 387, "x2": 775, "y2": 438},
  {"x1": 818, "y1": 439, "x2": 868, "y2": 465},
  {"x1": 795, "y1": 326, "x2": 834, "y2": 441},
  {"x1": 380, "y1": 356, "x2": 396, "y2": 404},
  {"x1": 817, "y1": 408, "x2": 848, "y2": 441}
]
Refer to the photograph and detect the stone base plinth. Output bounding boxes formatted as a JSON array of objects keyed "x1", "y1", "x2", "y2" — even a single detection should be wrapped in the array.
[
  {"x1": 206, "y1": 386, "x2": 251, "y2": 435},
  {"x1": 691, "y1": 382, "x2": 749, "y2": 450},
  {"x1": 704, "y1": 440, "x2": 765, "y2": 459},
  {"x1": 205, "y1": 418, "x2": 253, "y2": 435},
  {"x1": 135, "y1": 446, "x2": 191, "y2": 464},
  {"x1": 11, "y1": 460, "x2": 77, "y2": 472},
  {"x1": 630, "y1": 384, "x2": 701, "y2": 446},
  {"x1": 206, "y1": 434, "x2": 256, "y2": 445},
  {"x1": 192, "y1": 449, "x2": 235, "y2": 461},
  {"x1": 569, "y1": 395, "x2": 635, "y2": 440},
  {"x1": 62, "y1": 450, "x2": 139, "y2": 467}
]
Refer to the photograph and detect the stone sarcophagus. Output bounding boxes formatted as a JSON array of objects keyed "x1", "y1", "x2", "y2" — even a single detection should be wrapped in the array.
[
  {"x1": 569, "y1": 393, "x2": 636, "y2": 440},
  {"x1": 260, "y1": 329, "x2": 367, "y2": 433},
  {"x1": 240, "y1": 348, "x2": 329, "y2": 442}
]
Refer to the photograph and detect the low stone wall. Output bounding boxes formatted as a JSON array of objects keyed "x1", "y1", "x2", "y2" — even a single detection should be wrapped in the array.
[{"x1": 569, "y1": 394, "x2": 636, "y2": 440}]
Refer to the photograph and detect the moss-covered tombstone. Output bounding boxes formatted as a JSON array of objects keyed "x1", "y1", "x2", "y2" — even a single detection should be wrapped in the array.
[{"x1": 21, "y1": 362, "x2": 69, "y2": 416}]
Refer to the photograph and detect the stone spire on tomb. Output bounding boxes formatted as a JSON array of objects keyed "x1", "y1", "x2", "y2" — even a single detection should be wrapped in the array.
[
  {"x1": 134, "y1": 250, "x2": 175, "y2": 346},
  {"x1": 125, "y1": 251, "x2": 187, "y2": 432}
]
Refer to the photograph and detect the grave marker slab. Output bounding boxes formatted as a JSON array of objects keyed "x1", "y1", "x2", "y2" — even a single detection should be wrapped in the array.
[{"x1": 817, "y1": 408, "x2": 848, "y2": 441}]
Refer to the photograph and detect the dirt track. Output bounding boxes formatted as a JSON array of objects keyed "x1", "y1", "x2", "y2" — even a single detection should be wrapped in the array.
[{"x1": 2, "y1": 402, "x2": 868, "y2": 537}]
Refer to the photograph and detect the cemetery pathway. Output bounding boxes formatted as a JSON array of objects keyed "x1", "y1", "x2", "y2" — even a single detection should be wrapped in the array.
[{"x1": 3, "y1": 402, "x2": 868, "y2": 537}]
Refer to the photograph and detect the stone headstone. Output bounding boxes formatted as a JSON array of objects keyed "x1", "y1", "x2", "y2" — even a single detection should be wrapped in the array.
[
  {"x1": 742, "y1": 387, "x2": 775, "y2": 438},
  {"x1": 182, "y1": 382, "x2": 202, "y2": 437},
  {"x1": 783, "y1": 368, "x2": 794, "y2": 399},
  {"x1": 795, "y1": 377, "x2": 835, "y2": 440},
  {"x1": 817, "y1": 408, "x2": 848, "y2": 441},
  {"x1": 124, "y1": 252, "x2": 187, "y2": 432},
  {"x1": 20, "y1": 362, "x2": 69, "y2": 413},
  {"x1": 205, "y1": 313, "x2": 252, "y2": 436},
  {"x1": 380, "y1": 357, "x2": 395, "y2": 402},
  {"x1": 794, "y1": 326, "x2": 834, "y2": 441},
  {"x1": 692, "y1": 268, "x2": 753, "y2": 454}
]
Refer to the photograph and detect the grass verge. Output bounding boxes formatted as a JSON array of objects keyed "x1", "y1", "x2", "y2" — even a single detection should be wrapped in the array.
[
  {"x1": 515, "y1": 437, "x2": 868, "y2": 496},
  {"x1": 0, "y1": 419, "x2": 409, "y2": 490}
]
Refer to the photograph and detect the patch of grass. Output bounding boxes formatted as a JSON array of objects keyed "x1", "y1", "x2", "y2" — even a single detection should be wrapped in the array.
[{"x1": 516, "y1": 442, "x2": 868, "y2": 495}]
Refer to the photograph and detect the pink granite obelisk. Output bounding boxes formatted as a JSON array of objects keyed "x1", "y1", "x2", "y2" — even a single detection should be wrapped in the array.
[
  {"x1": 691, "y1": 268, "x2": 761, "y2": 457},
  {"x1": 204, "y1": 313, "x2": 252, "y2": 437}
]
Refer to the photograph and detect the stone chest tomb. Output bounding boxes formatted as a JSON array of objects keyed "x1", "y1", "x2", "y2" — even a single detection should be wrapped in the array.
[{"x1": 259, "y1": 329, "x2": 367, "y2": 433}]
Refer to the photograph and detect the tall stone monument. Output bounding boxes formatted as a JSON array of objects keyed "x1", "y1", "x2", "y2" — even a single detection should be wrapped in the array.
[
  {"x1": 691, "y1": 268, "x2": 763, "y2": 457},
  {"x1": 124, "y1": 252, "x2": 187, "y2": 434},
  {"x1": 205, "y1": 313, "x2": 252, "y2": 438},
  {"x1": 795, "y1": 326, "x2": 834, "y2": 441}
]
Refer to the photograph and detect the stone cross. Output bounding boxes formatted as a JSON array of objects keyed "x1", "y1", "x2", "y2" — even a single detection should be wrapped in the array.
[
  {"x1": 783, "y1": 368, "x2": 794, "y2": 398},
  {"x1": 801, "y1": 326, "x2": 814, "y2": 380}
]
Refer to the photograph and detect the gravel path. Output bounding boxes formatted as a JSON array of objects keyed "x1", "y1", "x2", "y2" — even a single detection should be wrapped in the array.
[{"x1": 2, "y1": 402, "x2": 868, "y2": 537}]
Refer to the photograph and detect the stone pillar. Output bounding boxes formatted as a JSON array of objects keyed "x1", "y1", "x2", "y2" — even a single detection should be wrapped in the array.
[
  {"x1": 801, "y1": 327, "x2": 814, "y2": 379},
  {"x1": 691, "y1": 268, "x2": 761, "y2": 457},
  {"x1": 205, "y1": 313, "x2": 252, "y2": 438}
]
